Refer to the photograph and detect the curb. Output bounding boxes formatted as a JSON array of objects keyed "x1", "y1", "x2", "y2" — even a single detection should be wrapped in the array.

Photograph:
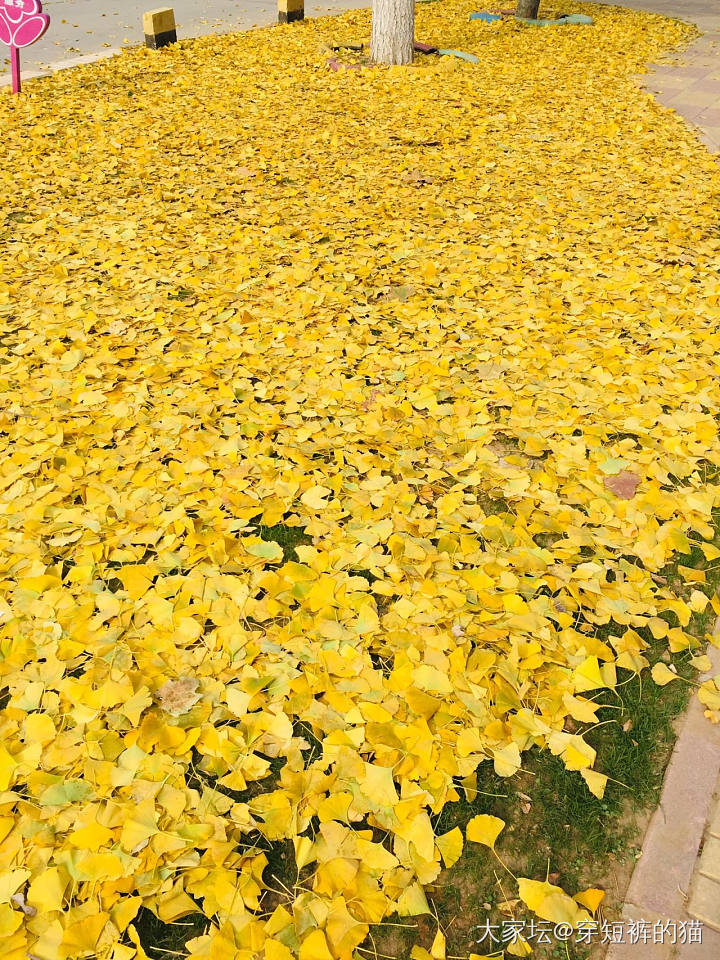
[
  {"x1": 0, "y1": 47, "x2": 123, "y2": 89},
  {"x1": 606, "y1": 644, "x2": 720, "y2": 959}
]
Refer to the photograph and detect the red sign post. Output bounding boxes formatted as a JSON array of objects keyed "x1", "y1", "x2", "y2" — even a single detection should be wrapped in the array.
[{"x1": 0, "y1": 0, "x2": 50, "y2": 94}]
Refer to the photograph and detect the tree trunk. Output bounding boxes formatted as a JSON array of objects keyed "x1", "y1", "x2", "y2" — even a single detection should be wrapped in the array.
[
  {"x1": 371, "y1": 0, "x2": 414, "y2": 65},
  {"x1": 516, "y1": 0, "x2": 540, "y2": 17}
]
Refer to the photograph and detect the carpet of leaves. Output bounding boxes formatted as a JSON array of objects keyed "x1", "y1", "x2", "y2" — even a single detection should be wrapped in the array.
[{"x1": 1, "y1": 2, "x2": 720, "y2": 958}]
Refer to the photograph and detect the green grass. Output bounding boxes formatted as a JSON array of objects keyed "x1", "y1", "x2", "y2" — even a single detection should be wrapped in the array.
[
  {"x1": 369, "y1": 512, "x2": 720, "y2": 960},
  {"x1": 257, "y1": 520, "x2": 313, "y2": 562},
  {"x1": 365, "y1": 641, "x2": 693, "y2": 960},
  {"x1": 133, "y1": 639, "x2": 697, "y2": 960},
  {"x1": 134, "y1": 907, "x2": 207, "y2": 956},
  {"x1": 133, "y1": 514, "x2": 720, "y2": 959}
]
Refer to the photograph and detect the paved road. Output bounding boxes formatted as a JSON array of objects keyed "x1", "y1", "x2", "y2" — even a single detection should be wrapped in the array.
[
  {"x1": 595, "y1": 0, "x2": 719, "y2": 30},
  {"x1": 4, "y1": 0, "x2": 719, "y2": 143},
  {"x1": 597, "y1": 0, "x2": 720, "y2": 153},
  {"x1": 598, "y1": 2, "x2": 720, "y2": 953},
  {"x1": 1, "y1": 0, "x2": 369, "y2": 76}
]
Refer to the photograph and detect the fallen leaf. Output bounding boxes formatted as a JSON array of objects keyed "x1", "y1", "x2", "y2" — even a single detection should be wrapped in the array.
[
  {"x1": 156, "y1": 678, "x2": 202, "y2": 716},
  {"x1": 604, "y1": 470, "x2": 640, "y2": 499}
]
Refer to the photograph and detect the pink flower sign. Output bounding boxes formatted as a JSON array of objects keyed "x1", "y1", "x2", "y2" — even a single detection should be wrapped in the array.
[{"x1": 0, "y1": 0, "x2": 50, "y2": 94}]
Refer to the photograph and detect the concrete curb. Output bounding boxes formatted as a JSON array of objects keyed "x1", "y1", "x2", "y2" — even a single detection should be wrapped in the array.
[
  {"x1": 606, "y1": 644, "x2": 720, "y2": 959},
  {"x1": 0, "y1": 47, "x2": 123, "y2": 89}
]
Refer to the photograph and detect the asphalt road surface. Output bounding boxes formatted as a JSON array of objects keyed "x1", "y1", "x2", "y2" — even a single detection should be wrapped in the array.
[{"x1": 2, "y1": 0, "x2": 369, "y2": 77}]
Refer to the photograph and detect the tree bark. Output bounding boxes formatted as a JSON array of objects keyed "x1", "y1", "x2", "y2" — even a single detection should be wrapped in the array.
[
  {"x1": 516, "y1": 0, "x2": 540, "y2": 17},
  {"x1": 371, "y1": 0, "x2": 414, "y2": 65}
]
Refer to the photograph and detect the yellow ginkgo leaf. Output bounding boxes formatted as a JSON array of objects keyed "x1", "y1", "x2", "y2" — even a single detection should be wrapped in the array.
[
  {"x1": 119, "y1": 799, "x2": 160, "y2": 853},
  {"x1": 506, "y1": 935, "x2": 533, "y2": 957},
  {"x1": 110, "y1": 896, "x2": 142, "y2": 934},
  {"x1": 690, "y1": 590, "x2": 709, "y2": 612},
  {"x1": 573, "y1": 656, "x2": 606, "y2": 692},
  {"x1": 27, "y1": 867, "x2": 66, "y2": 913},
  {"x1": 127, "y1": 924, "x2": 152, "y2": 960},
  {"x1": 157, "y1": 888, "x2": 202, "y2": 922},
  {"x1": 0, "y1": 869, "x2": 30, "y2": 904},
  {"x1": 300, "y1": 485, "x2": 332, "y2": 510},
  {"x1": 562, "y1": 694, "x2": 599, "y2": 724},
  {"x1": 436, "y1": 827, "x2": 463, "y2": 868},
  {"x1": 314, "y1": 858, "x2": 359, "y2": 895},
  {"x1": 293, "y1": 835, "x2": 316, "y2": 871},
  {"x1": 461, "y1": 773, "x2": 478, "y2": 803},
  {"x1": 651, "y1": 662, "x2": 678, "y2": 686},
  {"x1": 493, "y1": 742, "x2": 522, "y2": 777},
  {"x1": 299, "y1": 929, "x2": 334, "y2": 960},
  {"x1": 580, "y1": 768, "x2": 608, "y2": 799},
  {"x1": 117, "y1": 565, "x2": 154, "y2": 600},
  {"x1": 0, "y1": 903, "x2": 22, "y2": 938},
  {"x1": 410, "y1": 949, "x2": 434, "y2": 960},
  {"x1": 699, "y1": 681, "x2": 720, "y2": 711},
  {"x1": 23, "y1": 712, "x2": 56, "y2": 745},
  {"x1": 76, "y1": 852, "x2": 124, "y2": 882},
  {"x1": 690, "y1": 654, "x2": 712, "y2": 672},
  {"x1": 0, "y1": 747, "x2": 18, "y2": 792},
  {"x1": 397, "y1": 883, "x2": 430, "y2": 916},
  {"x1": 265, "y1": 940, "x2": 295, "y2": 960},
  {"x1": 563, "y1": 742, "x2": 595, "y2": 772},
  {"x1": 518, "y1": 878, "x2": 591, "y2": 926},
  {"x1": 59, "y1": 911, "x2": 109, "y2": 958},
  {"x1": 226, "y1": 684, "x2": 252, "y2": 718},
  {"x1": 430, "y1": 928, "x2": 446, "y2": 960},
  {"x1": 574, "y1": 887, "x2": 606, "y2": 914},
  {"x1": 466, "y1": 815, "x2": 505, "y2": 850},
  {"x1": 68, "y1": 822, "x2": 114, "y2": 851}
]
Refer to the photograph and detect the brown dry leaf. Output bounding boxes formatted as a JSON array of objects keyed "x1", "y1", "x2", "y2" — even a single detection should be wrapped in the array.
[
  {"x1": 156, "y1": 678, "x2": 201, "y2": 716},
  {"x1": 604, "y1": 470, "x2": 640, "y2": 499},
  {"x1": 402, "y1": 170, "x2": 435, "y2": 185},
  {"x1": 498, "y1": 898, "x2": 520, "y2": 914},
  {"x1": 418, "y1": 485, "x2": 435, "y2": 504}
]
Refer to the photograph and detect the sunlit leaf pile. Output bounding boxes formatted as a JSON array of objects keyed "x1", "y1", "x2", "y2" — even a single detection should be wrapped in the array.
[{"x1": 1, "y1": 1, "x2": 720, "y2": 957}]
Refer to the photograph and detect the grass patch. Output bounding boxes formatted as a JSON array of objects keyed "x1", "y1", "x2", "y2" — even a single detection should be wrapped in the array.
[
  {"x1": 134, "y1": 907, "x2": 207, "y2": 957},
  {"x1": 260, "y1": 838, "x2": 301, "y2": 914},
  {"x1": 366, "y1": 496, "x2": 720, "y2": 959},
  {"x1": 369, "y1": 642, "x2": 692, "y2": 959},
  {"x1": 145, "y1": 510, "x2": 720, "y2": 960},
  {"x1": 257, "y1": 521, "x2": 313, "y2": 562}
]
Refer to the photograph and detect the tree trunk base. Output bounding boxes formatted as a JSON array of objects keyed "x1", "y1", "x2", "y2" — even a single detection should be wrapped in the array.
[
  {"x1": 371, "y1": 0, "x2": 415, "y2": 65},
  {"x1": 516, "y1": 0, "x2": 540, "y2": 18}
]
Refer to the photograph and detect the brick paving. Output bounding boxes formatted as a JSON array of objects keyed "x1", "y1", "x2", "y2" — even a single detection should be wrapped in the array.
[
  {"x1": 606, "y1": 646, "x2": 720, "y2": 959},
  {"x1": 559, "y1": 5, "x2": 720, "y2": 950},
  {"x1": 687, "y1": 787, "x2": 720, "y2": 933},
  {"x1": 599, "y1": 3, "x2": 720, "y2": 947},
  {"x1": 596, "y1": 0, "x2": 720, "y2": 153}
]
